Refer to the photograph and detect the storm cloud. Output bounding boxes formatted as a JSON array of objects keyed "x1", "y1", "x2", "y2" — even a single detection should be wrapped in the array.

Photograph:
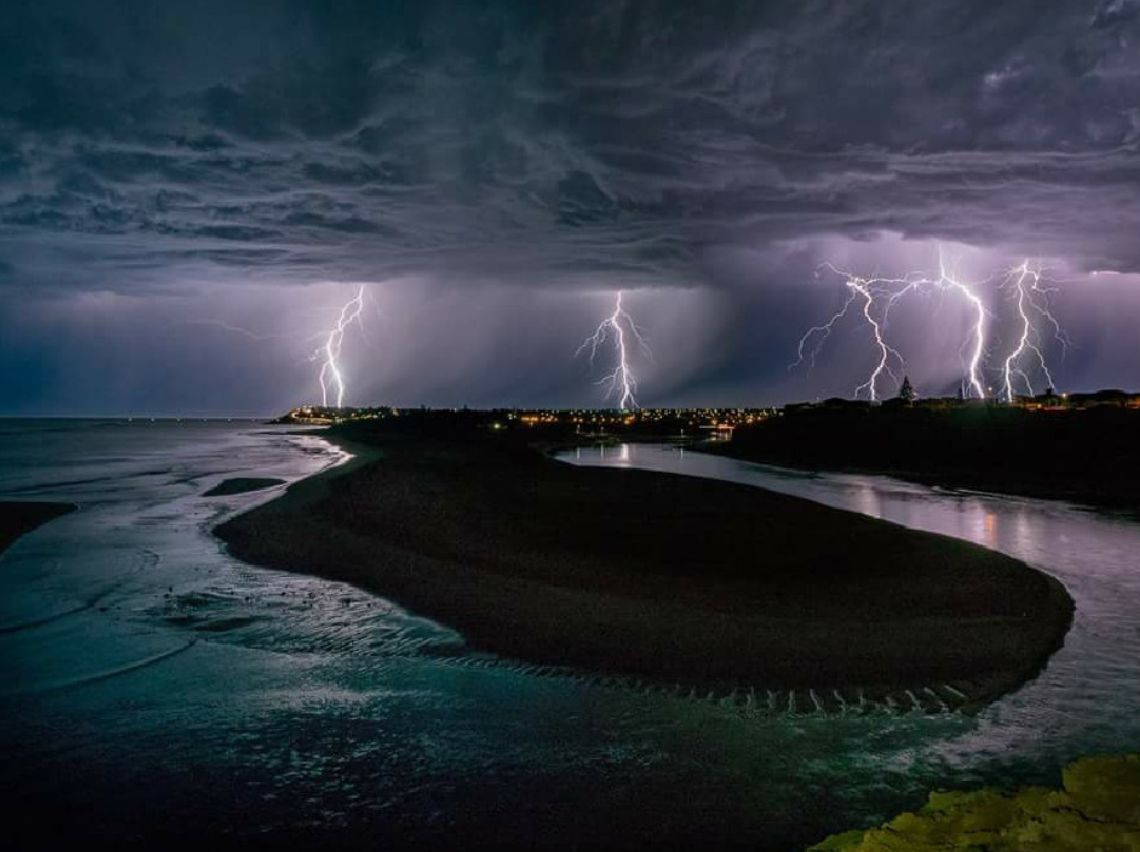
[{"x1": 2, "y1": 0, "x2": 1139, "y2": 413}]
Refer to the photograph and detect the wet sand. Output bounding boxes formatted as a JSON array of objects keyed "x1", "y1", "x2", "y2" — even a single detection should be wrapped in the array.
[
  {"x1": 0, "y1": 501, "x2": 75, "y2": 557},
  {"x1": 203, "y1": 477, "x2": 285, "y2": 496},
  {"x1": 215, "y1": 423, "x2": 1073, "y2": 710}
]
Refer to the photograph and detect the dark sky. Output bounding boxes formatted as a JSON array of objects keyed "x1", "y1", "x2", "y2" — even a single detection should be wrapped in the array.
[{"x1": 2, "y1": 0, "x2": 1139, "y2": 415}]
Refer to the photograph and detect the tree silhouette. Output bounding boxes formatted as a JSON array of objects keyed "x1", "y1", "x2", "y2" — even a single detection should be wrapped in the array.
[{"x1": 898, "y1": 375, "x2": 916, "y2": 402}]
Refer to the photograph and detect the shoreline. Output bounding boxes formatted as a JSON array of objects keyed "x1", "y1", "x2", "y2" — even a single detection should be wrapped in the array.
[
  {"x1": 203, "y1": 477, "x2": 286, "y2": 497},
  {"x1": 713, "y1": 407, "x2": 1140, "y2": 514},
  {"x1": 699, "y1": 441, "x2": 1137, "y2": 513},
  {"x1": 811, "y1": 753, "x2": 1140, "y2": 850},
  {"x1": 216, "y1": 423, "x2": 1073, "y2": 712},
  {"x1": 0, "y1": 501, "x2": 77, "y2": 558}
]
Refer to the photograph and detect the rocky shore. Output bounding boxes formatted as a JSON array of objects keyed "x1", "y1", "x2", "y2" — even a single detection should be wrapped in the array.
[{"x1": 811, "y1": 754, "x2": 1140, "y2": 850}]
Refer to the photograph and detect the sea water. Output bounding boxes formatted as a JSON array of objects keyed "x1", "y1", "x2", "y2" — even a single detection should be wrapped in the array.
[{"x1": 1, "y1": 421, "x2": 1137, "y2": 848}]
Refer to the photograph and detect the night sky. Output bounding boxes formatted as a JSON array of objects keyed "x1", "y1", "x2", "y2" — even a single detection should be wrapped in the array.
[{"x1": 2, "y1": 1, "x2": 1139, "y2": 415}]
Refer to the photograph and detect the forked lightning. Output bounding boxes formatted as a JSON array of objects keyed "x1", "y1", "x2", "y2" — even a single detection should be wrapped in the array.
[
  {"x1": 314, "y1": 285, "x2": 366, "y2": 408},
  {"x1": 794, "y1": 252, "x2": 1064, "y2": 402},
  {"x1": 577, "y1": 291, "x2": 651, "y2": 410}
]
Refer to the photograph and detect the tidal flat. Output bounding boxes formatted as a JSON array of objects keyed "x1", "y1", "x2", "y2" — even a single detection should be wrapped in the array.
[
  {"x1": 203, "y1": 476, "x2": 286, "y2": 496},
  {"x1": 0, "y1": 500, "x2": 75, "y2": 556},
  {"x1": 2, "y1": 419, "x2": 1133, "y2": 849},
  {"x1": 216, "y1": 418, "x2": 1073, "y2": 710}
]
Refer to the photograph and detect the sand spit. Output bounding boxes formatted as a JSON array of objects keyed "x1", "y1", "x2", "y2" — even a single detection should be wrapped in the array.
[{"x1": 215, "y1": 422, "x2": 1073, "y2": 710}]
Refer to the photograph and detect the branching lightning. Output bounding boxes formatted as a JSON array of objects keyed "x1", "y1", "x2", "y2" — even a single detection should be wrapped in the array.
[
  {"x1": 792, "y1": 286, "x2": 860, "y2": 370},
  {"x1": 792, "y1": 266, "x2": 907, "y2": 401},
  {"x1": 793, "y1": 249, "x2": 1068, "y2": 402},
  {"x1": 314, "y1": 285, "x2": 366, "y2": 408},
  {"x1": 182, "y1": 319, "x2": 282, "y2": 341},
  {"x1": 929, "y1": 252, "x2": 988, "y2": 400},
  {"x1": 999, "y1": 260, "x2": 1067, "y2": 402},
  {"x1": 849, "y1": 276, "x2": 906, "y2": 401},
  {"x1": 577, "y1": 290, "x2": 651, "y2": 410}
]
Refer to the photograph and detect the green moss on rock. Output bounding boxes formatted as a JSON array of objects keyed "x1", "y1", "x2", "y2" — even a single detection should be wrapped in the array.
[{"x1": 810, "y1": 754, "x2": 1140, "y2": 851}]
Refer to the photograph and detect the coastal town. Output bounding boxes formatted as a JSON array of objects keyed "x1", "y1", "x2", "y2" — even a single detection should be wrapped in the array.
[{"x1": 280, "y1": 386, "x2": 1140, "y2": 433}]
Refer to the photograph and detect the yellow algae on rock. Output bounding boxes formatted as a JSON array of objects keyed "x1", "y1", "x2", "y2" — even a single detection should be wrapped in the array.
[
  {"x1": 1063, "y1": 754, "x2": 1140, "y2": 824},
  {"x1": 809, "y1": 754, "x2": 1140, "y2": 851}
]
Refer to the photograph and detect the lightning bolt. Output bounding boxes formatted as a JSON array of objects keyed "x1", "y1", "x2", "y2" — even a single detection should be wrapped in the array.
[
  {"x1": 181, "y1": 319, "x2": 281, "y2": 341},
  {"x1": 932, "y1": 252, "x2": 989, "y2": 400},
  {"x1": 797, "y1": 248, "x2": 1076, "y2": 403},
  {"x1": 1000, "y1": 260, "x2": 1067, "y2": 402},
  {"x1": 793, "y1": 267, "x2": 905, "y2": 401},
  {"x1": 796, "y1": 251, "x2": 992, "y2": 400},
  {"x1": 577, "y1": 290, "x2": 651, "y2": 410},
  {"x1": 792, "y1": 285, "x2": 860, "y2": 371},
  {"x1": 314, "y1": 285, "x2": 366, "y2": 408},
  {"x1": 851, "y1": 276, "x2": 905, "y2": 401}
]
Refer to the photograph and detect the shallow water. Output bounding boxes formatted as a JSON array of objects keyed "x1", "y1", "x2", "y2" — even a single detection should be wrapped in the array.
[
  {"x1": 563, "y1": 444, "x2": 1140, "y2": 766},
  {"x1": 1, "y1": 424, "x2": 1136, "y2": 849}
]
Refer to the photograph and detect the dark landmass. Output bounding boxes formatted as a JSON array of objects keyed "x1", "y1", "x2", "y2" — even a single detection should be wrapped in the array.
[
  {"x1": 812, "y1": 753, "x2": 1140, "y2": 851},
  {"x1": 715, "y1": 404, "x2": 1140, "y2": 511},
  {"x1": 275, "y1": 395, "x2": 1140, "y2": 512},
  {"x1": 203, "y1": 477, "x2": 286, "y2": 497},
  {"x1": 216, "y1": 412, "x2": 1073, "y2": 710},
  {"x1": 0, "y1": 501, "x2": 76, "y2": 557}
]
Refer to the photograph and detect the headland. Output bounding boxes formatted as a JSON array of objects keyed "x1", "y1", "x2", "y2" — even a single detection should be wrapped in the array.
[{"x1": 714, "y1": 394, "x2": 1140, "y2": 512}]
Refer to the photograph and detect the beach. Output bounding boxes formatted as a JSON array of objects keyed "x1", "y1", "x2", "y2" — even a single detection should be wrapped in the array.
[
  {"x1": 216, "y1": 419, "x2": 1073, "y2": 710},
  {"x1": 202, "y1": 476, "x2": 285, "y2": 496},
  {"x1": 0, "y1": 500, "x2": 75, "y2": 556}
]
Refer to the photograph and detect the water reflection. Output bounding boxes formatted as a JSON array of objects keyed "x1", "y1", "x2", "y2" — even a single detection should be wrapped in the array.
[
  {"x1": 984, "y1": 511, "x2": 998, "y2": 549},
  {"x1": 852, "y1": 482, "x2": 883, "y2": 519},
  {"x1": 561, "y1": 442, "x2": 1140, "y2": 777}
]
